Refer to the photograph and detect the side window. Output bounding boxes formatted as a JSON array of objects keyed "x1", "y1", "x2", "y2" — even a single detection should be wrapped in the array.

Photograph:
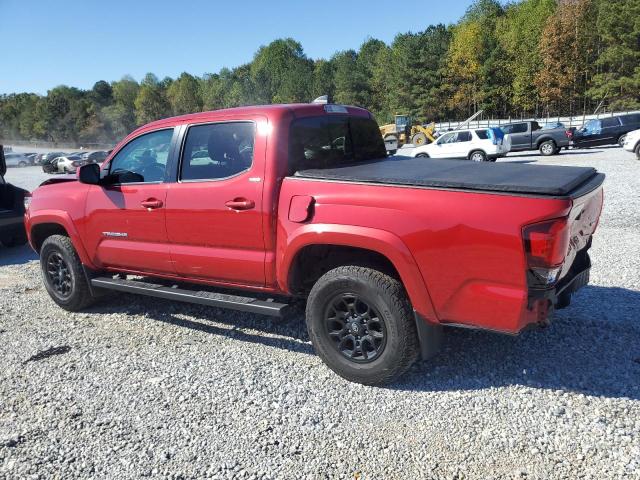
[
  {"x1": 455, "y1": 131, "x2": 472, "y2": 142},
  {"x1": 437, "y1": 132, "x2": 455, "y2": 144},
  {"x1": 475, "y1": 129, "x2": 490, "y2": 140},
  {"x1": 601, "y1": 117, "x2": 621, "y2": 128},
  {"x1": 180, "y1": 122, "x2": 255, "y2": 181},
  {"x1": 584, "y1": 120, "x2": 601, "y2": 134},
  {"x1": 108, "y1": 129, "x2": 173, "y2": 183},
  {"x1": 511, "y1": 123, "x2": 528, "y2": 134}
]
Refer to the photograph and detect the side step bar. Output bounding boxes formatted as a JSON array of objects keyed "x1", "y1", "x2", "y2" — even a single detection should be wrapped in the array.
[{"x1": 90, "y1": 277, "x2": 289, "y2": 317}]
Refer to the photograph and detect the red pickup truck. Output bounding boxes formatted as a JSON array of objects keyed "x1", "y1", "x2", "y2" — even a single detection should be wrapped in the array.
[{"x1": 25, "y1": 103, "x2": 604, "y2": 385}]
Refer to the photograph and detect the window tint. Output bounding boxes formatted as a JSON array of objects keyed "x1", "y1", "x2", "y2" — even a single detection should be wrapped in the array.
[
  {"x1": 583, "y1": 120, "x2": 601, "y2": 134},
  {"x1": 601, "y1": 117, "x2": 621, "y2": 128},
  {"x1": 288, "y1": 115, "x2": 386, "y2": 172},
  {"x1": 180, "y1": 122, "x2": 254, "y2": 181},
  {"x1": 437, "y1": 132, "x2": 456, "y2": 144},
  {"x1": 455, "y1": 131, "x2": 472, "y2": 142},
  {"x1": 108, "y1": 129, "x2": 173, "y2": 183},
  {"x1": 475, "y1": 129, "x2": 490, "y2": 140},
  {"x1": 620, "y1": 114, "x2": 640, "y2": 125},
  {"x1": 510, "y1": 123, "x2": 528, "y2": 134}
]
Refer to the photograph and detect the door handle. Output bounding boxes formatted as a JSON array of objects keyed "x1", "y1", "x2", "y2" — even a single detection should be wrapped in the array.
[
  {"x1": 225, "y1": 198, "x2": 255, "y2": 211},
  {"x1": 141, "y1": 198, "x2": 163, "y2": 210}
]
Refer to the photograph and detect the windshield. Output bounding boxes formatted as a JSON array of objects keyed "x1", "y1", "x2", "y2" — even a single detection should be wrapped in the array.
[{"x1": 288, "y1": 115, "x2": 386, "y2": 173}]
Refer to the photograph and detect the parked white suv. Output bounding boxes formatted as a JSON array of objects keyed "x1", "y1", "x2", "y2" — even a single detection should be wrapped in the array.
[
  {"x1": 408, "y1": 127, "x2": 511, "y2": 162},
  {"x1": 622, "y1": 128, "x2": 640, "y2": 159}
]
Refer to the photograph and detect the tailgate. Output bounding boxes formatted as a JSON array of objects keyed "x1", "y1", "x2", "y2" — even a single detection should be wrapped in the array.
[{"x1": 559, "y1": 178, "x2": 604, "y2": 282}]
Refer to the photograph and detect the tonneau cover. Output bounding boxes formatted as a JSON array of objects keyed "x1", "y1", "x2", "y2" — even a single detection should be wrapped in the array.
[{"x1": 294, "y1": 156, "x2": 599, "y2": 196}]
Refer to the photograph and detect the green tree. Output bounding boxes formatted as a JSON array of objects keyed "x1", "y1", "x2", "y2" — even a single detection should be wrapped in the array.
[
  {"x1": 167, "y1": 72, "x2": 203, "y2": 115},
  {"x1": 134, "y1": 73, "x2": 171, "y2": 124}
]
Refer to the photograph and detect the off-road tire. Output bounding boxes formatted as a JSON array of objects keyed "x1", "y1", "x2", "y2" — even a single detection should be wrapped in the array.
[
  {"x1": 40, "y1": 234, "x2": 95, "y2": 311},
  {"x1": 539, "y1": 140, "x2": 556, "y2": 156},
  {"x1": 306, "y1": 266, "x2": 419, "y2": 386}
]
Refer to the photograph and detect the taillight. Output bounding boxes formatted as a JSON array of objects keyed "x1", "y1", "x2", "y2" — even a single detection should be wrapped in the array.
[
  {"x1": 565, "y1": 130, "x2": 573, "y2": 139},
  {"x1": 523, "y1": 218, "x2": 570, "y2": 285}
]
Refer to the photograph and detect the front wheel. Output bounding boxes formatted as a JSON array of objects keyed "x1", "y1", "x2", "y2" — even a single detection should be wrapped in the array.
[
  {"x1": 306, "y1": 266, "x2": 419, "y2": 385},
  {"x1": 635, "y1": 143, "x2": 640, "y2": 160},
  {"x1": 415, "y1": 152, "x2": 429, "y2": 158},
  {"x1": 19, "y1": 161, "x2": 27, "y2": 168},
  {"x1": 40, "y1": 235, "x2": 96, "y2": 311},
  {"x1": 539, "y1": 140, "x2": 557, "y2": 156},
  {"x1": 469, "y1": 150, "x2": 487, "y2": 162}
]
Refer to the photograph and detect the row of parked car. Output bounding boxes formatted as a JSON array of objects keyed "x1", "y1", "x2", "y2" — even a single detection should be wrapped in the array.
[
  {"x1": 0, "y1": 149, "x2": 111, "y2": 173},
  {"x1": 402, "y1": 113, "x2": 640, "y2": 161}
]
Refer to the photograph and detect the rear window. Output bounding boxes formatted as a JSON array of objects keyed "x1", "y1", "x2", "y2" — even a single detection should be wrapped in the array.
[
  {"x1": 601, "y1": 117, "x2": 621, "y2": 128},
  {"x1": 288, "y1": 115, "x2": 386, "y2": 173},
  {"x1": 620, "y1": 114, "x2": 640, "y2": 125}
]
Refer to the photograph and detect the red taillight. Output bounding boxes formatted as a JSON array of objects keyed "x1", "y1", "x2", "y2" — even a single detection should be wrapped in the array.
[
  {"x1": 565, "y1": 130, "x2": 573, "y2": 139},
  {"x1": 523, "y1": 218, "x2": 570, "y2": 268}
]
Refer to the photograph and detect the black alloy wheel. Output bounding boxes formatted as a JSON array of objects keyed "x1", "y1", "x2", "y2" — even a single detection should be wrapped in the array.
[{"x1": 325, "y1": 293, "x2": 387, "y2": 362}]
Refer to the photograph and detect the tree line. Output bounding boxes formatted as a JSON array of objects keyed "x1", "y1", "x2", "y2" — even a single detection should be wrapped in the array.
[{"x1": 1, "y1": 0, "x2": 638, "y2": 145}]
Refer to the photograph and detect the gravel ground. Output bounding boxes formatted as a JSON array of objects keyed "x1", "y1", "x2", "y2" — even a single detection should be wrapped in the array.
[{"x1": 1, "y1": 147, "x2": 639, "y2": 479}]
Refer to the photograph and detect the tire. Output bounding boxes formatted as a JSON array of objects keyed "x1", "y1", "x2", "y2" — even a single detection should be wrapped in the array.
[
  {"x1": 618, "y1": 134, "x2": 627, "y2": 147},
  {"x1": 40, "y1": 235, "x2": 95, "y2": 311},
  {"x1": 411, "y1": 132, "x2": 428, "y2": 146},
  {"x1": 469, "y1": 150, "x2": 487, "y2": 162},
  {"x1": 635, "y1": 142, "x2": 640, "y2": 160},
  {"x1": 306, "y1": 266, "x2": 419, "y2": 386},
  {"x1": 415, "y1": 153, "x2": 429, "y2": 158},
  {"x1": 18, "y1": 161, "x2": 27, "y2": 167},
  {"x1": 539, "y1": 140, "x2": 556, "y2": 156}
]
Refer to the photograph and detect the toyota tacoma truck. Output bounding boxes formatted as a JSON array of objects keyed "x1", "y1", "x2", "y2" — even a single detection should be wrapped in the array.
[
  {"x1": 500, "y1": 121, "x2": 572, "y2": 156},
  {"x1": 24, "y1": 103, "x2": 605, "y2": 385}
]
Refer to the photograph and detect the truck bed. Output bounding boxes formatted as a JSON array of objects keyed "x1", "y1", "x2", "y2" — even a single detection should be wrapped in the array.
[{"x1": 295, "y1": 156, "x2": 603, "y2": 197}]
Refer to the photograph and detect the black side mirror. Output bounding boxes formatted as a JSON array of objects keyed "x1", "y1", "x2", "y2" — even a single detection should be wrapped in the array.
[
  {"x1": 78, "y1": 163, "x2": 101, "y2": 184},
  {"x1": 0, "y1": 145, "x2": 6, "y2": 177}
]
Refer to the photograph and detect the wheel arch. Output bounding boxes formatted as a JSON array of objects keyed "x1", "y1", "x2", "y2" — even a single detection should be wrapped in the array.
[
  {"x1": 279, "y1": 224, "x2": 439, "y2": 322},
  {"x1": 27, "y1": 211, "x2": 96, "y2": 268},
  {"x1": 535, "y1": 136, "x2": 557, "y2": 148}
]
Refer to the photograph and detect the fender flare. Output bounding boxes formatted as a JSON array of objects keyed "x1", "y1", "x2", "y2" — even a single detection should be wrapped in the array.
[
  {"x1": 27, "y1": 210, "x2": 97, "y2": 269},
  {"x1": 278, "y1": 223, "x2": 439, "y2": 322}
]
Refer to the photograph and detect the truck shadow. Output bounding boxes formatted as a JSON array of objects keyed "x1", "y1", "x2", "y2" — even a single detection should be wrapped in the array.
[
  {"x1": 0, "y1": 244, "x2": 38, "y2": 266},
  {"x1": 89, "y1": 283, "x2": 640, "y2": 400},
  {"x1": 396, "y1": 285, "x2": 640, "y2": 400}
]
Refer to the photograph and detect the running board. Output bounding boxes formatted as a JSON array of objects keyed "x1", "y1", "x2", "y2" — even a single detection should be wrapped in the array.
[{"x1": 90, "y1": 277, "x2": 289, "y2": 317}]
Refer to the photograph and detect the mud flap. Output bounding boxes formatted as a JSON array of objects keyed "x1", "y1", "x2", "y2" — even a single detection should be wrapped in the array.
[{"x1": 413, "y1": 311, "x2": 443, "y2": 360}]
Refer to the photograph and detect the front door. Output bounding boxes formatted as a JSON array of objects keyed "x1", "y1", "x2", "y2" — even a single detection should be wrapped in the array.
[
  {"x1": 83, "y1": 128, "x2": 176, "y2": 274},
  {"x1": 430, "y1": 132, "x2": 458, "y2": 158},
  {"x1": 165, "y1": 121, "x2": 266, "y2": 286}
]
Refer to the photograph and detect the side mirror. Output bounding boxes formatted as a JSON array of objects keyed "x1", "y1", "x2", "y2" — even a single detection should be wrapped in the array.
[
  {"x1": 0, "y1": 146, "x2": 6, "y2": 177},
  {"x1": 78, "y1": 163, "x2": 100, "y2": 185}
]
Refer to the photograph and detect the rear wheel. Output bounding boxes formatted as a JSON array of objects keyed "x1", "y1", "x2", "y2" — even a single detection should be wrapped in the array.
[
  {"x1": 306, "y1": 266, "x2": 419, "y2": 386},
  {"x1": 18, "y1": 161, "x2": 27, "y2": 168},
  {"x1": 469, "y1": 150, "x2": 487, "y2": 162},
  {"x1": 539, "y1": 140, "x2": 556, "y2": 156},
  {"x1": 40, "y1": 235, "x2": 95, "y2": 311},
  {"x1": 618, "y1": 134, "x2": 627, "y2": 147},
  {"x1": 635, "y1": 143, "x2": 640, "y2": 160},
  {"x1": 415, "y1": 152, "x2": 429, "y2": 158}
]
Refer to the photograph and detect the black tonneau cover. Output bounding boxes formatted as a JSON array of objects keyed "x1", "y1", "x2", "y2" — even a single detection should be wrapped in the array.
[{"x1": 295, "y1": 156, "x2": 601, "y2": 197}]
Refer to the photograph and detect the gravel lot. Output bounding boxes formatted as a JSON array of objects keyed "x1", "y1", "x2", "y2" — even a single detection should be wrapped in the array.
[{"x1": 1, "y1": 147, "x2": 639, "y2": 479}]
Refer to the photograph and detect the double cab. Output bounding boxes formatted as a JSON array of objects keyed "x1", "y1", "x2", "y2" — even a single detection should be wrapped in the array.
[
  {"x1": 500, "y1": 121, "x2": 571, "y2": 156},
  {"x1": 25, "y1": 103, "x2": 605, "y2": 385}
]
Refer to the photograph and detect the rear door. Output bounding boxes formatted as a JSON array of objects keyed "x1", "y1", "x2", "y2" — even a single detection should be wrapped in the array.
[
  {"x1": 503, "y1": 123, "x2": 530, "y2": 150},
  {"x1": 164, "y1": 119, "x2": 266, "y2": 286},
  {"x1": 83, "y1": 128, "x2": 177, "y2": 274},
  {"x1": 596, "y1": 117, "x2": 622, "y2": 145}
]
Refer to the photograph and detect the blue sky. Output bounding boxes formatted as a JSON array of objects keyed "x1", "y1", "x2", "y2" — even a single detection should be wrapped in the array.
[{"x1": 0, "y1": 0, "x2": 474, "y2": 95}]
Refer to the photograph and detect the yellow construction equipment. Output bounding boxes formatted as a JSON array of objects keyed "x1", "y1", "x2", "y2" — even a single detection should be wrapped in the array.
[{"x1": 379, "y1": 115, "x2": 437, "y2": 153}]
